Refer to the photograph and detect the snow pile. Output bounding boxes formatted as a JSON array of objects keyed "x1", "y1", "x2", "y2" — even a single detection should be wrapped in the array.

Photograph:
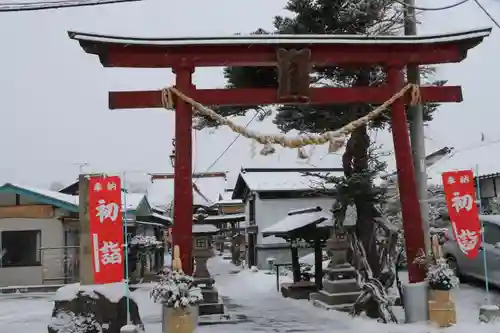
[
  {"x1": 4, "y1": 256, "x2": 500, "y2": 332},
  {"x1": 48, "y1": 310, "x2": 103, "y2": 333},
  {"x1": 207, "y1": 255, "x2": 292, "y2": 297},
  {"x1": 120, "y1": 324, "x2": 144, "y2": 333},
  {"x1": 55, "y1": 282, "x2": 133, "y2": 303},
  {"x1": 299, "y1": 251, "x2": 328, "y2": 265}
]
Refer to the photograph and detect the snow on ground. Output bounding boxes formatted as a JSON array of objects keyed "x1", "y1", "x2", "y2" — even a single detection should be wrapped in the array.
[{"x1": 1, "y1": 256, "x2": 500, "y2": 332}]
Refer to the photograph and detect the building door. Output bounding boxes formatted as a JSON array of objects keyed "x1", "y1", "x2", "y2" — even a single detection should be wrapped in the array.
[{"x1": 248, "y1": 233, "x2": 256, "y2": 268}]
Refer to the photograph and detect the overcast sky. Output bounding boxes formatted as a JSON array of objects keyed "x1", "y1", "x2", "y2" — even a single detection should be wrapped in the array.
[{"x1": 0, "y1": 0, "x2": 498, "y2": 189}]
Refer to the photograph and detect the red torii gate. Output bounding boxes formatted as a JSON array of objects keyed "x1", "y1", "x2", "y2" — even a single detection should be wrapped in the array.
[{"x1": 68, "y1": 27, "x2": 491, "y2": 281}]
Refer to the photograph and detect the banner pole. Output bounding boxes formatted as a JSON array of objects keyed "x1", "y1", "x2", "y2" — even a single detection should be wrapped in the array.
[
  {"x1": 475, "y1": 164, "x2": 491, "y2": 305},
  {"x1": 122, "y1": 173, "x2": 131, "y2": 324}
]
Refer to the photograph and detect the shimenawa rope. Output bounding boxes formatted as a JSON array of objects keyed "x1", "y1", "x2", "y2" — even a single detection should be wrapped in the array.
[{"x1": 161, "y1": 84, "x2": 421, "y2": 158}]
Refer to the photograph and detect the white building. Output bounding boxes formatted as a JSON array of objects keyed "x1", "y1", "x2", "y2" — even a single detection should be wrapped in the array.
[{"x1": 232, "y1": 167, "x2": 341, "y2": 269}]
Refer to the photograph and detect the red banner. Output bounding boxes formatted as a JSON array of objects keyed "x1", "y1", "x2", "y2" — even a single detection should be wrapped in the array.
[
  {"x1": 442, "y1": 170, "x2": 481, "y2": 259},
  {"x1": 88, "y1": 175, "x2": 124, "y2": 284}
]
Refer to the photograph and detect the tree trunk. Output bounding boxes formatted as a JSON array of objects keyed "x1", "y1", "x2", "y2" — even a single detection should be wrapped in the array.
[
  {"x1": 342, "y1": 124, "x2": 381, "y2": 319},
  {"x1": 342, "y1": 70, "x2": 381, "y2": 277},
  {"x1": 343, "y1": 125, "x2": 380, "y2": 275},
  {"x1": 342, "y1": 69, "x2": 381, "y2": 319}
]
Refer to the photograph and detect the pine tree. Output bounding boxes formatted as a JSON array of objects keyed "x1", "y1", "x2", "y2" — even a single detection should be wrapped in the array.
[{"x1": 196, "y1": 0, "x2": 445, "y2": 318}]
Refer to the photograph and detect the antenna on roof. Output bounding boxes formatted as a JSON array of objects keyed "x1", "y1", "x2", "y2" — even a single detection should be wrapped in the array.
[{"x1": 72, "y1": 162, "x2": 89, "y2": 174}]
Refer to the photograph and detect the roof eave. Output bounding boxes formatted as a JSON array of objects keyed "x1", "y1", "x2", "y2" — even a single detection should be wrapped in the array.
[{"x1": 0, "y1": 183, "x2": 78, "y2": 213}]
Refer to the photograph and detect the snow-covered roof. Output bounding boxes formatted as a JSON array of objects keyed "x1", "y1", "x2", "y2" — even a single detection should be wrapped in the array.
[
  {"x1": 233, "y1": 167, "x2": 341, "y2": 198},
  {"x1": 123, "y1": 193, "x2": 146, "y2": 211},
  {"x1": 203, "y1": 213, "x2": 246, "y2": 222},
  {"x1": 21, "y1": 185, "x2": 79, "y2": 206},
  {"x1": 0, "y1": 183, "x2": 149, "y2": 213},
  {"x1": 152, "y1": 212, "x2": 172, "y2": 223},
  {"x1": 212, "y1": 199, "x2": 243, "y2": 206},
  {"x1": 221, "y1": 190, "x2": 236, "y2": 201},
  {"x1": 135, "y1": 221, "x2": 166, "y2": 228},
  {"x1": 479, "y1": 214, "x2": 500, "y2": 226},
  {"x1": 68, "y1": 27, "x2": 491, "y2": 47},
  {"x1": 262, "y1": 210, "x2": 330, "y2": 237},
  {"x1": 147, "y1": 174, "x2": 227, "y2": 208},
  {"x1": 192, "y1": 224, "x2": 219, "y2": 234},
  {"x1": 0, "y1": 183, "x2": 79, "y2": 211},
  {"x1": 428, "y1": 144, "x2": 500, "y2": 184}
]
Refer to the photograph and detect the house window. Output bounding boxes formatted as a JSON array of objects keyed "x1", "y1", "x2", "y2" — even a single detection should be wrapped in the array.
[
  {"x1": 1, "y1": 230, "x2": 41, "y2": 267},
  {"x1": 483, "y1": 222, "x2": 500, "y2": 246}
]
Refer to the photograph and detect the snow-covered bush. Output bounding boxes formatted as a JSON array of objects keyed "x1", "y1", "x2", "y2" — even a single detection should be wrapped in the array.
[
  {"x1": 426, "y1": 258, "x2": 459, "y2": 291},
  {"x1": 414, "y1": 245, "x2": 459, "y2": 291},
  {"x1": 150, "y1": 267, "x2": 203, "y2": 308},
  {"x1": 130, "y1": 235, "x2": 163, "y2": 248}
]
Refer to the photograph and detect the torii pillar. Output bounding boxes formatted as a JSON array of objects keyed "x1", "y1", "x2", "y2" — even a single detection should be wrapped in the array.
[{"x1": 171, "y1": 64, "x2": 195, "y2": 274}]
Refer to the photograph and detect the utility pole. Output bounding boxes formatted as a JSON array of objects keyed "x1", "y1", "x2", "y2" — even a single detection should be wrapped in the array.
[
  {"x1": 78, "y1": 174, "x2": 94, "y2": 285},
  {"x1": 404, "y1": 0, "x2": 430, "y2": 252},
  {"x1": 402, "y1": 0, "x2": 431, "y2": 324}
]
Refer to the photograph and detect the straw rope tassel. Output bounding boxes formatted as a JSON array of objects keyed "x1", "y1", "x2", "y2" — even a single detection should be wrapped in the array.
[
  {"x1": 297, "y1": 146, "x2": 308, "y2": 159},
  {"x1": 161, "y1": 84, "x2": 420, "y2": 155}
]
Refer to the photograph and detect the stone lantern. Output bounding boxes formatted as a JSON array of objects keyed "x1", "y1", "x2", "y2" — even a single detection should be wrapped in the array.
[
  {"x1": 190, "y1": 210, "x2": 247, "y2": 325},
  {"x1": 192, "y1": 224, "x2": 219, "y2": 280},
  {"x1": 310, "y1": 205, "x2": 361, "y2": 311}
]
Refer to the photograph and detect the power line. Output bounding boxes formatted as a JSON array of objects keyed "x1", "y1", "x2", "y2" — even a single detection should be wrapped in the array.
[
  {"x1": 473, "y1": 0, "x2": 500, "y2": 29},
  {"x1": 0, "y1": 0, "x2": 140, "y2": 12},
  {"x1": 394, "y1": 0, "x2": 469, "y2": 11},
  {"x1": 196, "y1": 112, "x2": 260, "y2": 181}
]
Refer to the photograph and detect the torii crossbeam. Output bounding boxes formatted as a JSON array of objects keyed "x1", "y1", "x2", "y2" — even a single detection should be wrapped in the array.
[{"x1": 68, "y1": 27, "x2": 491, "y2": 280}]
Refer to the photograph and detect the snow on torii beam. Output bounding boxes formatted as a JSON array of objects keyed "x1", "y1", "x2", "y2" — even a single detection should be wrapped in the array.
[
  {"x1": 69, "y1": 28, "x2": 489, "y2": 68},
  {"x1": 67, "y1": 29, "x2": 491, "y2": 109},
  {"x1": 68, "y1": 27, "x2": 491, "y2": 280}
]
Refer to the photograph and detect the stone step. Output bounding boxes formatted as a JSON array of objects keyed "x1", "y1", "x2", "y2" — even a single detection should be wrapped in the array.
[
  {"x1": 201, "y1": 289, "x2": 219, "y2": 303},
  {"x1": 309, "y1": 290, "x2": 361, "y2": 305},
  {"x1": 322, "y1": 279, "x2": 360, "y2": 294},
  {"x1": 193, "y1": 277, "x2": 215, "y2": 288},
  {"x1": 311, "y1": 299, "x2": 353, "y2": 313},
  {"x1": 198, "y1": 302, "x2": 225, "y2": 316}
]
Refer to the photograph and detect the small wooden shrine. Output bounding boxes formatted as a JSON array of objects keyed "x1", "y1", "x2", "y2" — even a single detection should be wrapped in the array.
[{"x1": 262, "y1": 206, "x2": 332, "y2": 299}]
